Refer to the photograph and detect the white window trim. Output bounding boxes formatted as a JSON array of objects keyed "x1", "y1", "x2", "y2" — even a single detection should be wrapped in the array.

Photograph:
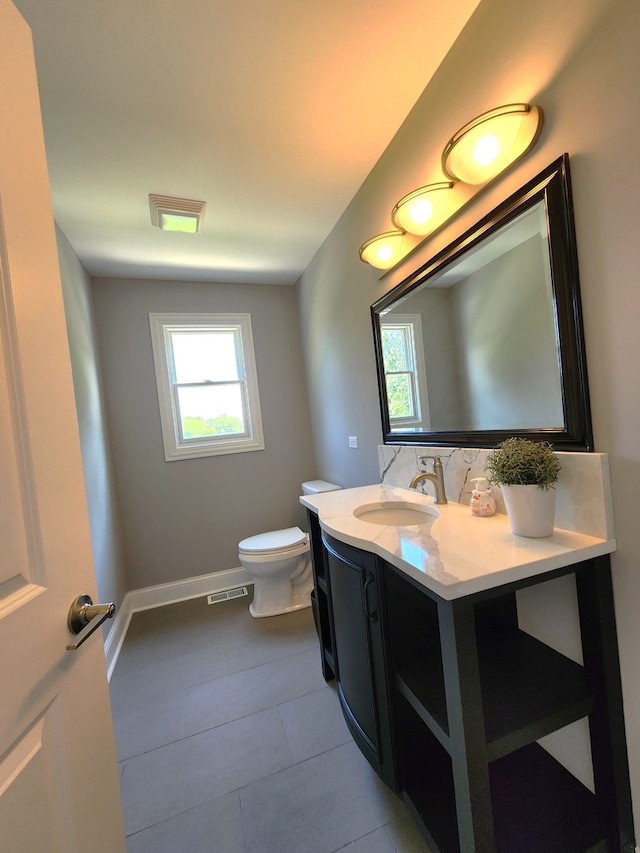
[
  {"x1": 381, "y1": 314, "x2": 430, "y2": 429},
  {"x1": 149, "y1": 312, "x2": 265, "y2": 461}
]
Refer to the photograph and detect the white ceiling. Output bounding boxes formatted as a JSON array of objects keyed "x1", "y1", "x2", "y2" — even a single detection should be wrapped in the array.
[{"x1": 13, "y1": 0, "x2": 479, "y2": 284}]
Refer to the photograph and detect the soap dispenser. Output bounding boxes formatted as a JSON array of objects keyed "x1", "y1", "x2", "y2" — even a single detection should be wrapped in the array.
[{"x1": 470, "y1": 477, "x2": 496, "y2": 517}]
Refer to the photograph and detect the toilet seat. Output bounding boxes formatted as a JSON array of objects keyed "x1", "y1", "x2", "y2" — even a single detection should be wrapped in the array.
[{"x1": 238, "y1": 526, "x2": 308, "y2": 556}]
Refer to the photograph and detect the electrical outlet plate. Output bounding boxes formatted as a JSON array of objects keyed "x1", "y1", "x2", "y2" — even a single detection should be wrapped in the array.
[{"x1": 348, "y1": 436, "x2": 358, "y2": 448}]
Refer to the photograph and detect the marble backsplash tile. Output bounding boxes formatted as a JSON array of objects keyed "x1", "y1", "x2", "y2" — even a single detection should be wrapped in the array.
[{"x1": 378, "y1": 445, "x2": 614, "y2": 540}]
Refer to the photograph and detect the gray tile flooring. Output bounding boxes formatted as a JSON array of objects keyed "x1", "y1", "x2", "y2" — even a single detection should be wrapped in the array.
[{"x1": 109, "y1": 592, "x2": 432, "y2": 852}]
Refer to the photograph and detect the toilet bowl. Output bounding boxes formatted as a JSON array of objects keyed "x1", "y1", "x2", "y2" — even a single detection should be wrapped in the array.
[
  {"x1": 239, "y1": 527, "x2": 312, "y2": 618},
  {"x1": 238, "y1": 480, "x2": 340, "y2": 618}
]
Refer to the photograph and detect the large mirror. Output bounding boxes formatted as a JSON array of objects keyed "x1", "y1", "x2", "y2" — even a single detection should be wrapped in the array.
[{"x1": 371, "y1": 155, "x2": 593, "y2": 450}]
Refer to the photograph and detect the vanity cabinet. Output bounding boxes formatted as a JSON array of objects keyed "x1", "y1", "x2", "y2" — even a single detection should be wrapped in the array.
[{"x1": 307, "y1": 510, "x2": 634, "y2": 853}]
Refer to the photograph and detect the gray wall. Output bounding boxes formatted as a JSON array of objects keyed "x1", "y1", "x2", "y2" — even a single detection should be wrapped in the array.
[
  {"x1": 420, "y1": 289, "x2": 460, "y2": 430},
  {"x1": 91, "y1": 277, "x2": 315, "y2": 591},
  {"x1": 56, "y1": 227, "x2": 128, "y2": 612},
  {"x1": 297, "y1": 0, "x2": 640, "y2": 830},
  {"x1": 454, "y1": 235, "x2": 562, "y2": 429}
]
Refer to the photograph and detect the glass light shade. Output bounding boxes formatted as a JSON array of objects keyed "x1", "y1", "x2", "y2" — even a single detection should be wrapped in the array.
[
  {"x1": 391, "y1": 181, "x2": 454, "y2": 236},
  {"x1": 359, "y1": 230, "x2": 407, "y2": 270},
  {"x1": 442, "y1": 104, "x2": 543, "y2": 185}
]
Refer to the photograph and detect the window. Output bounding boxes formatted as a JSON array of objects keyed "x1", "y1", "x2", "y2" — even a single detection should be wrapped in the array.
[
  {"x1": 380, "y1": 315, "x2": 429, "y2": 428},
  {"x1": 149, "y1": 313, "x2": 264, "y2": 461}
]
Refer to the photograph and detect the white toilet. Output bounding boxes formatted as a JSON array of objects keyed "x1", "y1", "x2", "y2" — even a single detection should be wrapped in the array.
[{"x1": 238, "y1": 480, "x2": 340, "y2": 618}]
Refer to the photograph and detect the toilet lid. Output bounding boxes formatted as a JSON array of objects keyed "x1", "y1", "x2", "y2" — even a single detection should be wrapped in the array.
[{"x1": 238, "y1": 526, "x2": 307, "y2": 555}]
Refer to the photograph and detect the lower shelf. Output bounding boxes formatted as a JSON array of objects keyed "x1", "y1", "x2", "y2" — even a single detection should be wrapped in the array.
[
  {"x1": 398, "y1": 696, "x2": 610, "y2": 853},
  {"x1": 490, "y1": 743, "x2": 608, "y2": 853}
]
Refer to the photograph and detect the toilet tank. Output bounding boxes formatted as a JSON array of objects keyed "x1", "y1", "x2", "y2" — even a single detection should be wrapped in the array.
[{"x1": 301, "y1": 480, "x2": 341, "y2": 495}]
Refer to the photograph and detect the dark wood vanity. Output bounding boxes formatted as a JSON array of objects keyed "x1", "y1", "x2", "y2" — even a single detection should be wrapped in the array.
[{"x1": 307, "y1": 508, "x2": 634, "y2": 853}]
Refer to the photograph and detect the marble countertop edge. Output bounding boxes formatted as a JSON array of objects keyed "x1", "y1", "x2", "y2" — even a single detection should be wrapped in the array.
[{"x1": 300, "y1": 484, "x2": 615, "y2": 601}]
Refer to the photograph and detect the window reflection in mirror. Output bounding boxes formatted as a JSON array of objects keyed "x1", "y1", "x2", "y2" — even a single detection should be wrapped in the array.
[{"x1": 381, "y1": 315, "x2": 429, "y2": 428}]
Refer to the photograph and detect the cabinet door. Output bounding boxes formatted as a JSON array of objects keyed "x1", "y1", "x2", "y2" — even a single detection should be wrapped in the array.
[
  {"x1": 325, "y1": 541, "x2": 378, "y2": 749},
  {"x1": 323, "y1": 535, "x2": 397, "y2": 790}
]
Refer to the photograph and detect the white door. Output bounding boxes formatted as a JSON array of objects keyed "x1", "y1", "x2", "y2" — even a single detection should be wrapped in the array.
[{"x1": 0, "y1": 3, "x2": 126, "y2": 850}]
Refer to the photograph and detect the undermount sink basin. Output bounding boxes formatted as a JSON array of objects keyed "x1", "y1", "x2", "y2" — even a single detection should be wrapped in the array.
[{"x1": 353, "y1": 501, "x2": 439, "y2": 526}]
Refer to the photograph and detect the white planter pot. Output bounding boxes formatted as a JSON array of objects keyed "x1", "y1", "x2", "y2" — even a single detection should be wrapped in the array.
[{"x1": 501, "y1": 484, "x2": 557, "y2": 538}]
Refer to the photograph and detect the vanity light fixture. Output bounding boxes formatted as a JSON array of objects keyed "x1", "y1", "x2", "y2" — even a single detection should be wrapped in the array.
[
  {"x1": 359, "y1": 101, "x2": 543, "y2": 270},
  {"x1": 441, "y1": 103, "x2": 543, "y2": 185},
  {"x1": 149, "y1": 194, "x2": 207, "y2": 233},
  {"x1": 391, "y1": 181, "x2": 455, "y2": 237},
  {"x1": 359, "y1": 230, "x2": 407, "y2": 270}
]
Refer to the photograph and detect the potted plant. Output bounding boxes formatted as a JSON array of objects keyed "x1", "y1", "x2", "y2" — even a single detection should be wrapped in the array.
[{"x1": 485, "y1": 437, "x2": 561, "y2": 537}]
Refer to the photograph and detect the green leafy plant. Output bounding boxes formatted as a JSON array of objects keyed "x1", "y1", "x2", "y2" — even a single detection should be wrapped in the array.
[{"x1": 485, "y1": 437, "x2": 561, "y2": 490}]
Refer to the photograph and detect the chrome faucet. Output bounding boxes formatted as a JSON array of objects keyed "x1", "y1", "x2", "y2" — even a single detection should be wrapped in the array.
[{"x1": 408, "y1": 455, "x2": 448, "y2": 505}]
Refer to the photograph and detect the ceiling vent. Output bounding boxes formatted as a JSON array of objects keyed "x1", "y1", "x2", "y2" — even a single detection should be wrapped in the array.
[{"x1": 149, "y1": 194, "x2": 206, "y2": 233}]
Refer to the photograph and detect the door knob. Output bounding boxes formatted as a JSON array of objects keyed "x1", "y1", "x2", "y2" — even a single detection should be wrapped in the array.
[{"x1": 66, "y1": 594, "x2": 115, "y2": 650}]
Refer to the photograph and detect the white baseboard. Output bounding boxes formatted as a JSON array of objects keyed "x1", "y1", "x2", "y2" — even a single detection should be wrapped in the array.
[{"x1": 104, "y1": 566, "x2": 253, "y2": 680}]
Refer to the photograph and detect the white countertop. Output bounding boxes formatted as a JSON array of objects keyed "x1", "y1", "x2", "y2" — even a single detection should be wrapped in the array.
[{"x1": 300, "y1": 484, "x2": 616, "y2": 600}]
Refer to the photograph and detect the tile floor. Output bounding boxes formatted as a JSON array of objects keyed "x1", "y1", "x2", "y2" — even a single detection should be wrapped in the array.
[{"x1": 109, "y1": 592, "x2": 432, "y2": 853}]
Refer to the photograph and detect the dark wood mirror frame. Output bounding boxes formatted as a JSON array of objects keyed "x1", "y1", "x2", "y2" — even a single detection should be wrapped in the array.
[{"x1": 371, "y1": 154, "x2": 593, "y2": 451}]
